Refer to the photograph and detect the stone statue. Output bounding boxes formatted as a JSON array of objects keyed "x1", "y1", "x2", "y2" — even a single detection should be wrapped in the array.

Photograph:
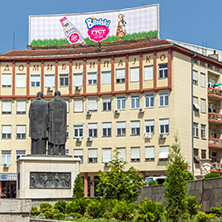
[
  {"x1": 48, "y1": 90, "x2": 67, "y2": 155},
  {"x1": 29, "y1": 92, "x2": 48, "y2": 154}
]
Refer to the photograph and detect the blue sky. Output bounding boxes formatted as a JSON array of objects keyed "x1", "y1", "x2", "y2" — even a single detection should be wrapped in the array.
[{"x1": 1, "y1": 0, "x2": 221, "y2": 53}]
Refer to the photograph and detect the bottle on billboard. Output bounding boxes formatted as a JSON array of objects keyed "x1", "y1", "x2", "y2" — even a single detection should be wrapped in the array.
[{"x1": 60, "y1": 17, "x2": 85, "y2": 44}]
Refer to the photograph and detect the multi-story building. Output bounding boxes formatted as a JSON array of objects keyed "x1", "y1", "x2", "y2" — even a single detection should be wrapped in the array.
[{"x1": 0, "y1": 39, "x2": 221, "y2": 198}]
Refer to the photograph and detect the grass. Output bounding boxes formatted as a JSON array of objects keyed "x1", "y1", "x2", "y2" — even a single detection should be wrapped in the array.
[{"x1": 30, "y1": 30, "x2": 158, "y2": 46}]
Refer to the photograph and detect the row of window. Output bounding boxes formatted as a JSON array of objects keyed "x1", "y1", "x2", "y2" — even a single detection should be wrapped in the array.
[
  {"x1": 192, "y1": 70, "x2": 206, "y2": 87},
  {"x1": 193, "y1": 96, "x2": 206, "y2": 113},
  {"x1": 1, "y1": 92, "x2": 169, "y2": 114},
  {"x1": 0, "y1": 119, "x2": 170, "y2": 139},
  {"x1": 193, "y1": 59, "x2": 220, "y2": 72},
  {"x1": 1, "y1": 64, "x2": 168, "y2": 88}
]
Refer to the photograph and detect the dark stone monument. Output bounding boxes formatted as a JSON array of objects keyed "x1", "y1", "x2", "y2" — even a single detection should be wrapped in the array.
[
  {"x1": 29, "y1": 92, "x2": 48, "y2": 154},
  {"x1": 48, "y1": 90, "x2": 67, "y2": 155}
]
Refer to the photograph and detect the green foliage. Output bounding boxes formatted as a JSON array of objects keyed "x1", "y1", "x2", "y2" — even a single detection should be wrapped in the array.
[
  {"x1": 211, "y1": 202, "x2": 222, "y2": 217},
  {"x1": 187, "y1": 196, "x2": 199, "y2": 218},
  {"x1": 135, "y1": 197, "x2": 166, "y2": 222},
  {"x1": 204, "y1": 172, "x2": 221, "y2": 179},
  {"x1": 164, "y1": 135, "x2": 191, "y2": 221},
  {"x1": 30, "y1": 206, "x2": 40, "y2": 216},
  {"x1": 184, "y1": 171, "x2": 195, "y2": 181},
  {"x1": 39, "y1": 202, "x2": 52, "y2": 213},
  {"x1": 43, "y1": 208, "x2": 65, "y2": 220},
  {"x1": 148, "y1": 180, "x2": 158, "y2": 186},
  {"x1": 73, "y1": 174, "x2": 84, "y2": 200},
  {"x1": 54, "y1": 200, "x2": 67, "y2": 214},
  {"x1": 66, "y1": 198, "x2": 90, "y2": 216},
  {"x1": 69, "y1": 212, "x2": 83, "y2": 219},
  {"x1": 197, "y1": 211, "x2": 216, "y2": 222},
  {"x1": 112, "y1": 200, "x2": 135, "y2": 221},
  {"x1": 86, "y1": 198, "x2": 108, "y2": 218},
  {"x1": 96, "y1": 149, "x2": 145, "y2": 202}
]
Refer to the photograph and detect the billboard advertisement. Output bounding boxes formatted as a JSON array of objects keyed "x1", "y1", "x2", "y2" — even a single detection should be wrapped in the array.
[{"x1": 29, "y1": 4, "x2": 159, "y2": 46}]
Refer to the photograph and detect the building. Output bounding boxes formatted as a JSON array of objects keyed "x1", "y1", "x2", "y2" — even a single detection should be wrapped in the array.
[{"x1": 0, "y1": 38, "x2": 221, "y2": 198}]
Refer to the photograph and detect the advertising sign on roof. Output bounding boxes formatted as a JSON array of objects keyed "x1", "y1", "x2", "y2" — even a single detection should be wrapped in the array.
[{"x1": 29, "y1": 4, "x2": 159, "y2": 46}]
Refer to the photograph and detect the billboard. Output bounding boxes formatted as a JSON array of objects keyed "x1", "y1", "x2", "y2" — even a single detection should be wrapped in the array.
[{"x1": 29, "y1": 4, "x2": 159, "y2": 46}]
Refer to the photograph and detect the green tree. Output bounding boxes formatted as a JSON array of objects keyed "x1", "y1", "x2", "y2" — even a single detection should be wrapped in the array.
[
  {"x1": 72, "y1": 174, "x2": 84, "y2": 200},
  {"x1": 164, "y1": 135, "x2": 191, "y2": 221},
  {"x1": 96, "y1": 150, "x2": 145, "y2": 202}
]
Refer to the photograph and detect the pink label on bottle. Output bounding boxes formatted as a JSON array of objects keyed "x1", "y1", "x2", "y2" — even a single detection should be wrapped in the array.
[
  {"x1": 87, "y1": 26, "x2": 109, "y2": 42},
  {"x1": 69, "y1": 33, "x2": 80, "y2": 43}
]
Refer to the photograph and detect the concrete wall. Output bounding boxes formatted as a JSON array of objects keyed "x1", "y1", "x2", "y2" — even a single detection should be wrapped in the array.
[{"x1": 137, "y1": 177, "x2": 222, "y2": 212}]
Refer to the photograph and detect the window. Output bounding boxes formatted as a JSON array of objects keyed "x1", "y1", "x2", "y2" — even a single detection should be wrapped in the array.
[
  {"x1": 116, "y1": 69, "x2": 125, "y2": 83},
  {"x1": 102, "y1": 70, "x2": 111, "y2": 84},
  {"x1": 211, "y1": 128, "x2": 217, "y2": 138},
  {"x1": 212, "y1": 152, "x2": 217, "y2": 162},
  {"x1": 64, "y1": 100, "x2": 69, "y2": 113},
  {"x1": 159, "y1": 146, "x2": 169, "y2": 161},
  {"x1": 59, "y1": 73, "x2": 69, "y2": 86},
  {"x1": 145, "y1": 146, "x2": 154, "y2": 161},
  {"x1": 131, "y1": 121, "x2": 140, "y2": 135},
  {"x1": 117, "y1": 121, "x2": 126, "y2": 136},
  {"x1": 130, "y1": 67, "x2": 139, "y2": 82},
  {"x1": 102, "y1": 97, "x2": 111, "y2": 111},
  {"x1": 200, "y1": 61, "x2": 205, "y2": 67},
  {"x1": 208, "y1": 64, "x2": 213, "y2": 69},
  {"x1": 17, "y1": 101, "x2": 26, "y2": 114},
  {"x1": 74, "y1": 149, "x2": 83, "y2": 163},
  {"x1": 16, "y1": 74, "x2": 26, "y2": 88},
  {"x1": 102, "y1": 122, "x2": 111, "y2": 137},
  {"x1": 145, "y1": 94, "x2": 154, "y2": 108},
  {"x1": 102, "y1": 148, "x2": 111, "y2": 163},
  {"x1": 2, "y1": 74, "x2": 12, "y2": 87},
  {"x1": 88, "y1": 149, "x2": 97, "y2": 163},
  {"x1": 74, "y1": 124, "x2": 83, "y2": 138},
  {"x1": 88, "y1": 123, "x2": 97, "y2": 137},
  {"x1": 193, "y1": 97, "x2": 200, "y2": 111},
  {"x1": 73, "y1": 72, "x2": 83, "y2": 86},
  {"x1": 67, "y1": 125, "x2": 69, "y2": 138},
  {"x1": 2, "y1": 126, "x2": 11, "y2": 139},
  {"x1": 131, "y1": 147, "x2": 140, "y2": 161},
  {"x1": 201, "y1": 125, "x2": 206, "y2": 139},
  {"x1": 159, "y1": 119, "x2": 169, "y2": 134},
  {"x1": 131, "y1": 95, "x2": 140, "y2": 109},
  {"x1": 16, "y1": 125, "x2": 26, "y2": 139},
  {"x1": 159, "y1": 64, "x2": 168, "y2": 78},
  {"x1": 159, "y1": 92, "x2": 169, "y2": 107},
  {"x1": 74, "y1": 98, "x2": 83, "y2": 112},
  {"x1": 88, "y1": 72, "x2": 97, "y2": 85},
  {"x1": 201, "y1": 150, "x2": 206, "y2": 159},
  {"x1": 145, "y1": 120, "x2": 154, "y2": 134},
  {"x1": 30, "y1": 74, "x2": 40, "y2": 87},
  {"x1": 16, "y1": 150, "x2": 26, "y2": 161},
  {"x1": 200, "y1": 73, "x2": 205, "y2": 87},
  {"x1": 144, "y1": 66, "x2": 153, "y2": 81},
  {"x1": 215, "y1": 67, "x2": 220, "y2": 72},
  {"x1": 201, "y1": 99, "x2": 206, "y2": 113},
  {"x1": 117, "y1": 148, "x2": 126, "y2": 161},
  {"x1": 88, "y1": 97, "x2": 97, "y2": 111},
  {"x1": 117, "y1": 96, "x2": 125, "y2": 110},
  {"x1": 193, "y1": 123, "x2": 198, "y2": 137},
  {"x1": 194, "y1": 148, "x2": 198, "y2": 156},
  {"x1": 45, "y1": 74, "x2": 55, "y2": 87},
  {"x1": 1, "y1": 151, "x2": 11, "y2": 164},
  {"x1": 193, "y1": 70, "x2": 198, "y2": 85},
  {"x1": 2, "y1": 101, "x2": 12, "y2": 114}
]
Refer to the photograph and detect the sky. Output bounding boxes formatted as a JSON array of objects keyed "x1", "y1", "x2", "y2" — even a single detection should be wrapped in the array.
[{"x1": 0, "y1": 0, "x2": 222, "y2": 53}]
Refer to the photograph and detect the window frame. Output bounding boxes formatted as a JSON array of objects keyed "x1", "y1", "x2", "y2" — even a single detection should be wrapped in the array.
[
  {"x1": 159, "y1": 119, "x2": 169, "y2": 134},
  {"x1": 16, "y1": 125, "x2": 26, "y2": 139},
  {"x1": 159, "y1": 64, "x2": 168, "y2": 78},
  {"x1": 102, "y1": 122, "x2": 112, "y2": 137},
  {"x1": 59, "y1": 73, "x2": 69, "y2": 86},
  {"x1": 74, "y1": 124, "x2": 83, "y2": 138},
  {"x1": 193, "y1": 123, "x2": 199, "y2": 137},
  {"x1": 116, "y1": 121, "x2": 126, "y2": 136},
  {"x1": 145, "y1": 94, "x2": 154, "y2": 108},
  {"x1": 131, "y1": 95, "x2": 140, "y2": 109},
  {"x1": 159, "y1": 92, "x2": 169, "y2": 107},
  {"x1": 116, "y1": 96, "x2": 126, "y2": 110},
  {"x1": 87, "y1": 71, "x2": 97, "y2": 85},
  {"x1": 131, "y1": 121, "x2": 140, "y2": 136}
]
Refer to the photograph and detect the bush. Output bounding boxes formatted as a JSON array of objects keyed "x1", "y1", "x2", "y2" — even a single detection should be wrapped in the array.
[
  {"x1": 184, "y1": 171, "x2": 194, "y2": 181},
  {"x1": 187, "y1": 196, "x2": 199, "y2": 218},
  {"x1": 54, "y1": 200, "x2": 67, "y2": 214},
  {"x1": 211, "y1": 202, "x2": 222, "y2": 217},
  {"x1": 112, "y1": 200, "x2": 135, "y2": 221},
  {"x1": 73, "y1": 174, "x2": 84, "y2": 200},
  {"x1": 204, "y1": 172, "x2": 221, "y2": 179},
  {"x1": 135, "y1": 197, "x2": 166, "y2": 222},
  {"x1": 40, "y1": 202, "x2": 52, "y2": 213},
  {"x1": 86, "y1": 198, "x2": 108, "y2": 218},
  {"x1": 196, "y1": 211, "x2": 216, "y2": 222},
  {"x1": 148, "y1": 180, "x2": 158, "y2": 186},
  {"x1": 66, "y1": 198, "x2": 89, "y2": 216},
  {"x1": 30, "y1": 206, "x2": 40, "y2": 216}
]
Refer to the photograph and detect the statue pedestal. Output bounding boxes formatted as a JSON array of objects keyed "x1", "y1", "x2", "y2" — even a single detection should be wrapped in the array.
[{"x1": 16, "y1": 155, "x2": 80, "y2": 199}]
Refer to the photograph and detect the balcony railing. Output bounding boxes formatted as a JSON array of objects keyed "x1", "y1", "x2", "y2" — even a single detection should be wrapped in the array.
[
  {"x1": 208, "y1": 88, "x2": 222, "y2": 100},
  {"x1": 208, "y1": 138, "x2": 222, "y2": 148},
  {"x1": 208, "y1": 112, "x2": 222, "y2": 124},
  {"x1": 211, "y1": 162, "x2": 222, "y2": 173}
]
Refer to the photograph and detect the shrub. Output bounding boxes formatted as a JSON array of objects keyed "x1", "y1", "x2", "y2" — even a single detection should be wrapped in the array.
[
  {"x1": 148, "y1": 180, "x2": 158, "y2": 186},
  {"x1": 196, "y1": 211, "x2": 216, "y2": 222},
  {"x1": 40, "y1": 202, "x2": 52, "y2": 213},
  {"x1": 135, "y1": 212, "x2": 155, "y2": 222},
  {"x1": 184, "y1": 171, "x2": 194, "y2": 181},
  {"x1": 187, "y1": 196, "x2": 199, "y2": 218},
  {"x1": 30, "y1": 206, "x2": 40, "y2": 216},
  {"x1": 69, "y1": 212, "x2": 83, "y2": 219},
  {"x1": 112, "y1": 200, "x2": 135, "y2": 221},
  {"x1": 204, "y1": 172, "x2": 221, "y2": 179},
  {"x1": 66, "y1": 198, "x2": 89, "y2": 216},
  {"x1": 86, "y1": 198, "x2": 108, "y2": 218},
  {"x1": 43, "y1": 208, "x2": 59, "y2": 219},
  {"x1": 211, "y1": 202, "x2": 222, "y2": 217},
  {"x1": 54, "y1": 200, "x2": 67, "y2": 214},
  {"x1": 73, "y1": 174, "x2": 84, "y2": 200}
]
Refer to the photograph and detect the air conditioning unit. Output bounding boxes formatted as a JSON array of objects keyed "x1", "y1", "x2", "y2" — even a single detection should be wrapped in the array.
[
  {"x1": 145, "y1": 132, "x2": 151, "y2": 139},
  {"x1": 76, "y1": 137, "x2": 82, "y2": 142},
  {"x1": 3, "y1": 163, "x2": 8, "y2": 168},
  {"x1": 114, "y1": 109, "x2": 120, "y2": 114},
  {"x1": 87, "y1": 137, "x2": 92, "y2": 142},
  {"x1": 87, "y1": 111, "x2": 92, "y2": 116},
  {"x1": 104, "y1": 162, "x2": 109, "y2": 167},
  {"x1": 139, "y1": 108, "x2": 144, "y2": 113},
  {"x1": 159, "y1": 133, "x2": 166, "y2": 139},
  {"x1": 75, "y1": 86, "x2": 81, "y2": 91},
  {"x1": 47, "y1": 86, "x2": 53, "y2": 91}
]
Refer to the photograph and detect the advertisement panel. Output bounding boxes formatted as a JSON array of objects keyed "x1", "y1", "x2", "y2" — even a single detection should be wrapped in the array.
[{"x1": 29, "y1": 4, "x2": 159, "y2": 46}]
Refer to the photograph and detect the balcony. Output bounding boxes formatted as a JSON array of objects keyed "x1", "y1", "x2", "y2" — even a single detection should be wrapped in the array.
[
  {"x1": 211, "y1": 162, "x2": 222, "y2": 173},
  {"x1": 208, "y1": 138, "x2": 222, "y2": 149},
  {"x1": 208, "y1": 113, "x2": 222, "y2": 124},
  {"x1": 208, "y1": 88, "x2": 222, "y2": 100}
]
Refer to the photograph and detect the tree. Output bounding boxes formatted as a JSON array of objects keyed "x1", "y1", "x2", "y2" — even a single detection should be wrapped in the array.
[
  {"x1": 96, "y1": 150, "x2": 145, "y2": 203},
  {"x1": 73, "y1": 174, "x2": 84, "y2": 200},
  {"x1": 164, "y1": 135, "x2": 191, "y2": 221}
]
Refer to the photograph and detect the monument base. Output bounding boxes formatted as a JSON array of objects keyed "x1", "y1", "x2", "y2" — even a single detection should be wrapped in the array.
[{"x1": 16, "y1": 155, "x2": 80, "y2": 199}]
